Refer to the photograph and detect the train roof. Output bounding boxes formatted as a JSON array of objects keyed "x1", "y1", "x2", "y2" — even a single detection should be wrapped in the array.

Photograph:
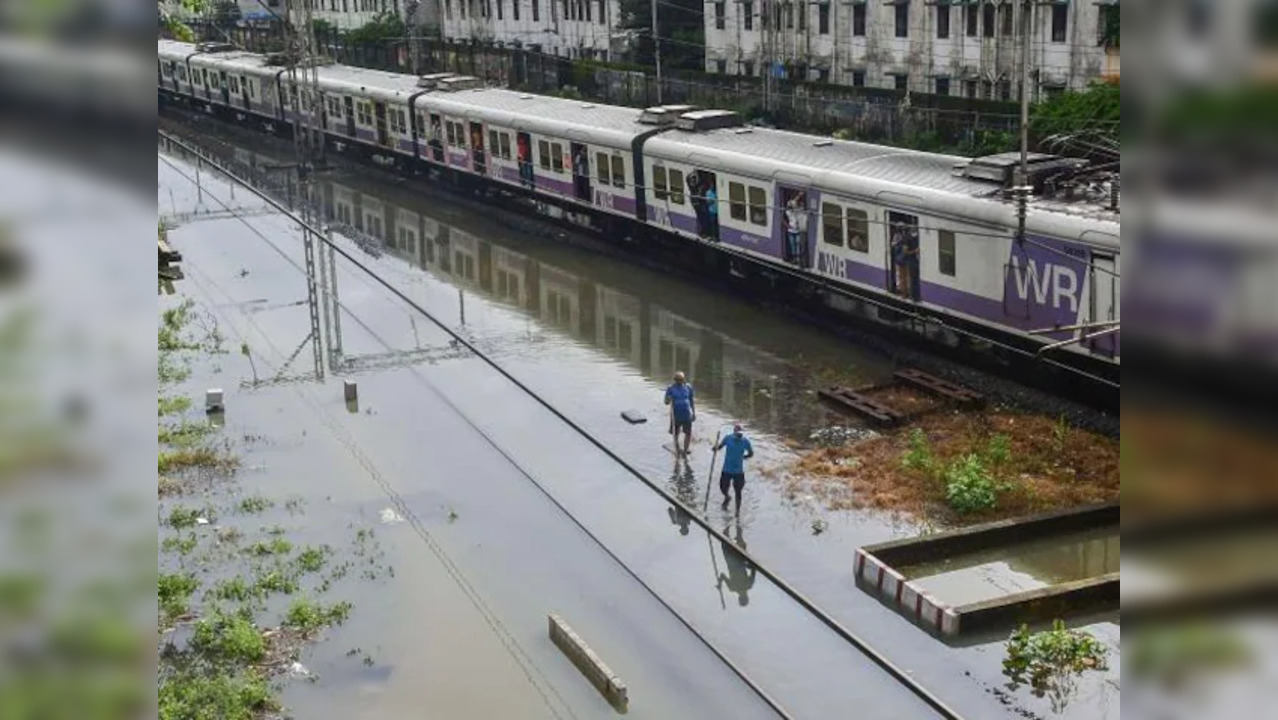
[{"x1": 416, "y1": 90, "x2": 647, "y2": 146}]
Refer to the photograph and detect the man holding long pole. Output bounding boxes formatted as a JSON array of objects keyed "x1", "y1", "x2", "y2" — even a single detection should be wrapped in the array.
[{"x1": 714, "y1": 423, "x2": 754, "y2": 514}]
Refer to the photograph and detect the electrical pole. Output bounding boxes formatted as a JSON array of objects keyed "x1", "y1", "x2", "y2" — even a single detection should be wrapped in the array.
[
  {"x1": 651, "y1": 0, "x2": 662, "y2": 103},
  {"x1": 1014, "y1": 0, "x2": 1032, "y2": 244}
]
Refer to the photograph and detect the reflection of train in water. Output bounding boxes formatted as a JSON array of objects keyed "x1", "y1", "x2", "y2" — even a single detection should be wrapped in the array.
[{"x1": 320, "y1": 176, "x2": 826, "y2": 432}]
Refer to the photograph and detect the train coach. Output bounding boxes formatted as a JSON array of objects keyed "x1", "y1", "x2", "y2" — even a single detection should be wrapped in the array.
[{"x1": 158, "y1": 40, "x2": 1120, "y2": 382}]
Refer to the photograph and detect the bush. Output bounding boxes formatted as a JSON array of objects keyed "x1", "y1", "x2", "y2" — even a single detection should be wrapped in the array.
[
  {"x1": 944, "y1": 454, "x2": 999, "y2": 514},
  {"x1": 1004, "y1": 620, "x2": 1108, "y2": 708},
  {"x1": 285, "y1": 598, "x2": 353, "y2": 634},
  {"x1": 159, "y1": 669, "x2": 274, "y2": 720},
  {"x1": 158, "y1": 573, "x2": 200, "y2": 621},
  {"x1": 192, "y1": 611, "x2": 265, "y2": 663}
]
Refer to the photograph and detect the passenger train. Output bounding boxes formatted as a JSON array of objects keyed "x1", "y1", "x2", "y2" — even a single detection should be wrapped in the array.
[{"x1": 158, "y1": 39, "x2": 1121, "y2": 380}]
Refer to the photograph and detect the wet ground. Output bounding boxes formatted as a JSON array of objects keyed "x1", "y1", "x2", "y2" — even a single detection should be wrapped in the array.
[{"x1": 157, "y1": 121, "x2": 1121, "y2": 720}]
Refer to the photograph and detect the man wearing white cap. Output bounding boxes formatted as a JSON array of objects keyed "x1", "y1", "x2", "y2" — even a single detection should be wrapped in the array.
[{"x1": 714, "y1": 423, "x2": 754, "y2": 513}]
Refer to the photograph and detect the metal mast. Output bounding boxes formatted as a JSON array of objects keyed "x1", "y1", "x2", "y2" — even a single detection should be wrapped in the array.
[{"x1": 284, "y1": 0, "x2": 327, "y2": 380}]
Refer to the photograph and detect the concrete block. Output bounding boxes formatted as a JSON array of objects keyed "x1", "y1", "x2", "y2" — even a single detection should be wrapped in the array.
[
  {"x1": 620, "y1": 409, "x2": 647, "y2": 424},
  {"x1": 343, "y1": 380, "x2": 358, "y2": 403},
  {"x1": 205, "y1": 388, "x2": 224, "y2": 412},
  {"x1": 548, "y1": 613, "x2": 627, "y2": 709}
]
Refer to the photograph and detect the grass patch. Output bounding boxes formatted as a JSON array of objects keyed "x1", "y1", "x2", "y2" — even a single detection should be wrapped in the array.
[
  {"x1": 158, "y1": 476, "x2": 182, "y2": 497},
  {"x1": 159, "y1": 668, "x2": 275, "y2": 720},
  {"x1": 158, "y1": 395, "x2": 192, "y2": 417},
  {"x1": 293, "y1": 546, "x2": 329, "y2": 574},
  {"x1": 158, "y1": 573, "x2": 200, "y2": 622},
  {"x1": 246, "y1": 538, "x2": 293, "y2": 557},
  {"x1": 284, "y1": 598, "x2": 353, "y2": 635},
  {"x1": 167, "y1": 506, "x2": 204, "y2": 529},
  {"x1": 253, "y1": 567, "x2": 298, "y2": 596},
  {"x1": 238, "y1": 495, "x2": 273, "y2": 514},
  {"x1": 158, "y1": 447, "x2": 238, "y2": 475},
  {"x1": 159, "y1": 421, "x2": 214, "y2": 448},
  {"x1": 210, "y1": 576, "x2": 261, "y2": 604},
  {"x1": 191, "y1": 611, "x2": 265, "y2": 663},
  {"x1": 161, "y1": 534, "x2": 199, "y2": 556}
]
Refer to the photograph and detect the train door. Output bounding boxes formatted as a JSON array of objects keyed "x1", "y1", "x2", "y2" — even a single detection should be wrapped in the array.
[
  {"x1": 778, "y1": 185, "x2": 814, "y2": 266},
  {"x1": 1088, "y1": 253, "x2": 1118, "y2": 356},
  {"x1": 200, "y1": 68, "x2": 210, "y2": 100},
  {"x1": 373, "y1": 102, "x2": 389, "y2": 147},
  {"x1": 516, "y1": 132, "x2": 535, "y2": 189},
  {"x1": 239, "y1": 75, "x2": 250, "y2": 110},
  {"x1": 470, "y1": 121, "x2": 487, "y2": 175},
  {"x1": 887, "y1": 211, "x2": 921, "y2": 300},
  {"x1": 570, "y1": 142, "x2": 591, "y2": 201},
  {"x1": 429, "y1": 113, "x2": 445, "y2": 162},
  {"x1": 218, "y1": 70, "x2": 230, "y2": 105},
  {"x1": 342, "y1": 97, "x2": 355, "y2": 137}
]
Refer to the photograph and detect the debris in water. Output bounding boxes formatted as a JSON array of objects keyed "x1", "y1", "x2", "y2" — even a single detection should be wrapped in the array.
[
  {"x1": 811, "y1": 519, "x2": 828, "y2": 535},
  {"x1": 379, "y1": 508, "x2": 403, "y2": 525},
  {"x1": 808, "y1": 425, "x2": 877, "y2": 448},
  {"x1": 288, "y1": 661, "x2": 311, "y2": 678},
  {"x1": 620, "y1": 409, "x2": 647, "y2": 424},
  {"x1": 195, "y1": 517, "x2": 210, "y2": 525},
  {"x1": 447, "y1": 509, "x2": 459, "y2": 523}
]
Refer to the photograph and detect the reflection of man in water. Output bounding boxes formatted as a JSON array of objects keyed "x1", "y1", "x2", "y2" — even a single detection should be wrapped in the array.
[
  {"x1": 666, "y1": 458, "x2": 697, "y2": 536},
  {"x1": 718, "y1": 524, "x2": 755, "y2": 607}
]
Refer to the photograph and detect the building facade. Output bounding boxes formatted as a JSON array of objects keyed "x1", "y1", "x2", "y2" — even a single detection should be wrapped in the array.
[
  {"x1": 438, "y1": 0, "x2": 623, "y2": 60},
  {"x1": 704, "y1": 0, "x2": 1120, "y2": 100}
]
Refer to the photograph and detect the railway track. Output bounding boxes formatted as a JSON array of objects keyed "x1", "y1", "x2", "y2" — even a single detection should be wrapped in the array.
[{"x1": 160, "y1": 128, "x2": 970, "y2": 719}]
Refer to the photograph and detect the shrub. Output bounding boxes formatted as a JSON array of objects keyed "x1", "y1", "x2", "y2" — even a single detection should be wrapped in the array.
[
  {"x1": 192, "y1": 611, "x2": 265, "y2": 663},
  {"x1": 901, "y1": 428, "x2": 936, "y2": 473},
  {"x1": 944, "y1": 454, "x2": 999, "y2": 514},
  {"x1": 159, "y1": 669, "x2": 274, "y2": 720},
  {"x1": 158, "y1": 573, "x2": 200, "y2": 621},
  {"x1": 1004, "y1": 620, "x2": 1108, "y2": 708},
  {"x1": 285, "y1": 598, "x2": 353, "y2": 634},
  {"x1": 986, "y1": 433, "x2": 1012, "y2": 467}
]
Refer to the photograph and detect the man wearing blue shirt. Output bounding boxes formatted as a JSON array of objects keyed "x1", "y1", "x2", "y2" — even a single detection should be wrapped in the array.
[
  {"x1": 664, "y1": 371, "x2": 696, "y2": 457},
  {"x1": 715, "y1": 423, "x2": 754, "y2": 513}
]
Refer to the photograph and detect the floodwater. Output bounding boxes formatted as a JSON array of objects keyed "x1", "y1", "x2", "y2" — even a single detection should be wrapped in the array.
[
  {"x1": 157, "y1": 121, "x2": 1122, "y2": 720},
  {"x1": 903, "y1": 527, "x2": 1120, "y2": 607}
]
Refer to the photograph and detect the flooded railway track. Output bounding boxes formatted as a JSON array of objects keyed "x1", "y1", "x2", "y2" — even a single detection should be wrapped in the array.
[{"x1": 160, "y1": 127, "x2": 976, "y2": 719}]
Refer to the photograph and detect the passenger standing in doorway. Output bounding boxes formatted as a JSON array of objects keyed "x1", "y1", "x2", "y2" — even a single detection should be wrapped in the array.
[
  {"x1": 704, "y1": 180, "x2": 719, "y2": 241},
  {"x1": 689, "y1": 173, "x2": 708, "y2": 238},
  {"x1": 793, "y1": 193, "x2": 809, "y2": 266},
  {"x1": 891, "y1": 229, "x2": 916, "y2": 298},
  {"x1": 664, "y1": 371, "x2": 696, "y2": 456},
  {"x1": 715, "y1": 423, "x2": 754, "y2": 514},
  {"x1": 784, "y1": 196, "x2": 802, "y2": 263}
]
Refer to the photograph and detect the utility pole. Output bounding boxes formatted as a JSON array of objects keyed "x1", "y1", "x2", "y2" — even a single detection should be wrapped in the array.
[
  {"x1": 651, "y1": 0, "x2": 662, "y2": 103},
  {"x1": 1014, "y1": 0, "x2": 1032, "y2": 244}
]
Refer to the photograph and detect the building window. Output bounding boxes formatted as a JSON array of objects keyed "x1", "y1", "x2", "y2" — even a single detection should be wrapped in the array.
[
  {"x1": 496, "y1": 0, "x2": 502, "y2": 18},
  {"x1": 965, "y1": 3, "x2": 977, "y2": 35},
  {"x1": 817, "y1": 68, "x2": 829, "y2": 82},
  {"x1": 935, "y1": 77, "x2": 949, "y2": 95},
  {"x1": 728, "y1": 182, "x2": 747, "y2": 220},
  {"x1": 715, "y1": 1, "x2": 725, "y2": 29},
  {"x1": 998, "y1": 79, "x2": 1011, "y2": 100},
  {"x1": 513, "y1": 0, "x2": 519, "y2": 18},
  {"x1": 964, "y1": 79, "x2": 976, "y2": 98},
  {"x1": 981, "y1": 79, "x2": 992, "y2": 98},
  {"x1": 532, "y1": 0, "x2": 539, "y2": 20},
  {"x1": 586, "y1": 0, "x2": 592, "y2": 21},
  {"x1": 936, "y1": 2, "x2": 949, "y2": 38},
  {"x1": 800, "y1": 1, "x2": 808, "y2": 30},
  {"x1": 716, "y1": 59, "x2": 727, "y2": 74},
  {"x1": 785, "y1": 2, "x2": 794, "y2": 29},
  {"x1": 611, "y1": 156, "x2": 625, "y2": 188},
  {"x1": 847, "y1": 209, "x2": 869, "y2": 252},
  {"x1": 599, "y1": 0, "x2": 606, "y2": 23},
  {"x1": 1001, "y1": 3, "x2": 1013, "y2": 35},
  {"x1": 894, "y1": 73, "x2": 908, "y2": 91},
  {"x1": 653, "y1": 166, "x2": 668, "y2": 200},
  {"x1": 748, "y1": 186, "x2": 768, "y2": 226},
  {"x1": 743, "y1": 60, "x2": 754, "y2": 75},
  {"x1": 983, "y1": 2, "x2": 995, "y2": 36},
  {"x1": 938, "y1": 230, "x2": 956, "y2": 276},
  {"x1": 1098, "y1": 3, "x2": 1118, "y2": 48},
  {"x1": 852, "y1": 69, "x2": 865, "y2": 86},
  {"x1": 818, "y1": 3, "x2": 829, "y2": 33},
  {"x1": 596, "y1": 152, "x2": 611, "y2": 184},
  {"x1": 853, "y1": 2, "x2": 866, "y2": 35},
  {"x1": 822, "y1": 202, "x2": 844, "y2": 246},
  {"x1": 1051, "y1": 2, "x2": 1068, "y2": 42},
  {"x1": 743, "y1": 0, "x2": 753, "y2": 30},
  {"x1": 894, "y1": 2, "x2": 909, "y2": 37}
]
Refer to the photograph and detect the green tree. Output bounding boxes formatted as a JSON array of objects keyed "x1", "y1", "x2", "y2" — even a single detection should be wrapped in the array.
[
  {"x1": 346, "y1": 12, "x2": 407, "y2": 44},
  {"x1": 1030, "y1": 81, "x2": 1119, "y2": 157}
]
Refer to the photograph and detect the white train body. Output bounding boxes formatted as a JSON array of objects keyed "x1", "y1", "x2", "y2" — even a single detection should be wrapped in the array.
[{"x1": 158, "y1": 40, "x2": 1120, "y2": 368}]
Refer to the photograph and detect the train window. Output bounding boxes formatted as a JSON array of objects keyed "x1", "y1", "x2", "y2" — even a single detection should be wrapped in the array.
[
  {"x1": 938, "y1": 230, "x2": 956, "y2": 276},
  {"x1": 538, "y1": 140, "x2": 551, "y2": 169},
  {"x1": 728, "y1": 182, "x2": 747, "y2": 220},
  {"x1": 161, "y1": 63, "x2": 171, "y2": 78},
  {"x1": 611, "y1": 156, "x2": 624, "y2": 188},
  {"x1": 821, "y1": 202, "x2": 844, "y2": 246},
  {"x1": 228, "y1": 76, "x2": 238, "y2": 94},
  {"x1": 499, "y1": 132, "x2": 512, "y2": 159},
  {"x1": 668, "y1": 169, "x2": 685, "y2": 204},
  {"x1": 248, "y1": 79, "x2": 256, "y2": 99},
  {"x1": 748, "y1": 186, "x2": 768, "y2": 226},
  {"x1": 846, "y1": 208, "x2": 869, "y2": 252},
  {"x1": 596, "y1": 152, "x2": 610, "y2": 184},
  {"x1": 489, "y1": 130, "x2": 499, "y2": 156},
  {"x1": 652, "y1": 166, "x2": 668, "y2": 200},
  {"x1": 177, "y1": 66, "x2": 187, "y2": 81},
  {"x1": 551, "y1": 143, "x2": 564, "y2": 173},
  {"x1": 455, "y1": 122, "x2": 468, "y2": 148},
  {"x1": 210, "y1": 74, "x2": 220, "y2": 90},
  {"x1": 416, "y1": 112, "x2": 426, "y2": 134}
]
